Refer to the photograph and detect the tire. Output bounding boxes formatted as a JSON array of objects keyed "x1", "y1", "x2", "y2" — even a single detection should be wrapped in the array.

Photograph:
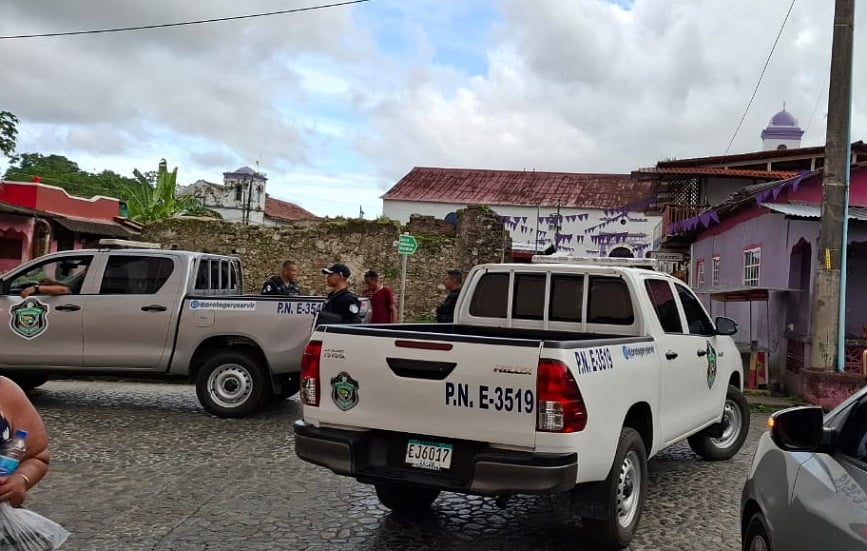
[
  {"x1": 195, "y1": 351, "x2": 268, "y2": 418},
  {"x1": 581, "y1": 427, "x2": 648, "y2": 550},
  {"x1": 7, "y1": 374, "x2": 49, "y2": 392},
  {"x1": 374, "y1": 482, "x2": 440, "y2": 516},
  {"x1": 271, "y1": 375, "x2": 300, "y2": 401},
  {"x1": 688, "y1": 385, "x2": 750, "y2": 461},
  {"x1": 742, "y1": 512, "x2": 773, "y2": 551}
]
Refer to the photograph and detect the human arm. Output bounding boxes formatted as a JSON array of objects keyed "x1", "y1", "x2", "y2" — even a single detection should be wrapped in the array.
[
  {"x1": 387, "y1": 288, "x2": 398, "y2": 323},
  {"x1": 0, "y1": 378, "x2": 50, "y2": 506},
  {"x1": 20, "y1": 282, "x2": 70, "y2": 298}
]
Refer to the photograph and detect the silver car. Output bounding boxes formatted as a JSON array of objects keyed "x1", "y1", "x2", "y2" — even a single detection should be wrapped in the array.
[{"x1": 741, "y1": 386, "x2": 867, "y2": 551}]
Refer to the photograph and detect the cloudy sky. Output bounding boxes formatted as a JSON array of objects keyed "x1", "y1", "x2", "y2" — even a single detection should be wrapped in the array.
[{"x1": 1, "y1": 0, "x2": 865, "y2": 218}]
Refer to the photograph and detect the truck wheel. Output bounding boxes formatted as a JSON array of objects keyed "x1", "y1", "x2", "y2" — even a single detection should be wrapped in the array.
[
  {"x1": 196, "y1": 352, "x2": 268, "y2": 418},
  {"x1": 6, "y1": 374, "x2": 49, "y2": 392},
  {"x1": 581, "y1": 427, "x2": 647, "y2": 550},
  {"x1": 374, "y1": 483, "x2": 440, "y2": 516},
  {"x1": 688, "y1": 385, "x2": 750, "y2": 461}
]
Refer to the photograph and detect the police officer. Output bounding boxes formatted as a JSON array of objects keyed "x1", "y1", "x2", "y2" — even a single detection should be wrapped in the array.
[
  {"x1": 435, "y1": 269, "x2": 462, "y2": 323},
  {"x1": 318, "y1": 263, "x2": 362, "y2": 324},
  {"x1": 261, "y1": 260, "x2": 302, "y2": 296}
]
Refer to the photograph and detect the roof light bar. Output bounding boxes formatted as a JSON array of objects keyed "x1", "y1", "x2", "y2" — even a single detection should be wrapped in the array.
[{"x1": 530, "y1": 255, "x2": 660, "y2": 269}]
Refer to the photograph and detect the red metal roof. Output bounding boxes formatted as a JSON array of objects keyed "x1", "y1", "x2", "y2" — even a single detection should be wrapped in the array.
[
  {"x1": 382, "y1": 167, "x2": 654, "y2": 209},
  {"x1": 264, "y1": 196, "x2": 317, "y2": 221},
  {"x1": 656, "y1": 141, "x2": 867, "y2": 168},
  {"x1": 634, "y1": 167, "x2": 798, "y2": 180}
]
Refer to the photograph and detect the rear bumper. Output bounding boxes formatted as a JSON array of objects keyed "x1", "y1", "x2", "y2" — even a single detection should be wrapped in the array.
[{"x1": 293, "y1": 420, "x2": 577, "y2": 495}]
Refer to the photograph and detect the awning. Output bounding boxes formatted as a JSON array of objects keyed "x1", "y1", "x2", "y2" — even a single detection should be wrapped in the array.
[
  {"x1": 762, "y1": 202, "x2": 867, "y2": 221},
  {"x1": 705, "y1": 286, "x2": 800, "y2": 302},
  {"x1": 52, "y1": 217, "x2": 135, "y2": 237},
  {"x1": 0, "y1": 201, "x2": 56, "y2": 218}
]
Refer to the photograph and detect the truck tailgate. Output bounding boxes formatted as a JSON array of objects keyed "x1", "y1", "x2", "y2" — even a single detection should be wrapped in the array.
[{"x1": 313, "y1": 332, "x2": 542, "y2": 449}]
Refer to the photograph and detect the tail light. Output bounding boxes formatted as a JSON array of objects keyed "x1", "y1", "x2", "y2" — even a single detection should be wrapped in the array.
[
  {"x1": 300, "y1": 340, "x2": 322, "y2": 406},
  {"x1": 536, "y1": 358, "x2": 587, "y2": 432}
]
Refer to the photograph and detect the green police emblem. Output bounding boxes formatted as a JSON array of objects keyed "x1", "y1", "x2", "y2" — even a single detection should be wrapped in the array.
[
  {"x1": 331, "y1": 371, "x2": 359, "y2": 411},
  {"x1": 706, "y1": 341, "x2": 718, "y2": 389},
  {"x1": 10, "y1": 298, "x2": 49, "y2": 340}
]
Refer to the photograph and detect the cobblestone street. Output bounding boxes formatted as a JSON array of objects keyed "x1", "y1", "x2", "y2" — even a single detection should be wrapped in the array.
[{"x1": 24, "y1": 379, "x2": 767, "y2": 550}]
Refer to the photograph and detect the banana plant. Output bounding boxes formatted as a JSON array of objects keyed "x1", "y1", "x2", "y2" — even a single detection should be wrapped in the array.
[{"x1": 126, "y1": 159, "x2": 210, "y2": 222}]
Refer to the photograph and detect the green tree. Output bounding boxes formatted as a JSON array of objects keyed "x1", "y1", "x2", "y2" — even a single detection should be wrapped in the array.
[
  {"x1": 0, "y1": 111, "x2": 19, "y2": 159},
  {"x1": 126, "y1": 159, "x2": 212, "y2": 222},
  {"x1": 3, "y1": 153, "x2": 136, "y2": 198}
]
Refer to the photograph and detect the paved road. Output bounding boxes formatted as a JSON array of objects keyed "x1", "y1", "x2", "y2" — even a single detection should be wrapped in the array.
[{"x1": 23, "y1": 379, "x2": 767, "y2": 551}]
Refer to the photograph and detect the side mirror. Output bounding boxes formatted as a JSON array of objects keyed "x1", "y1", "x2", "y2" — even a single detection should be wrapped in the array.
[
  {"x1": 769, "y1": 406, "x2": 825, "y2": 452},
  {"x1": 715, "y1": 316, "x2": 738, "y2": 336}
]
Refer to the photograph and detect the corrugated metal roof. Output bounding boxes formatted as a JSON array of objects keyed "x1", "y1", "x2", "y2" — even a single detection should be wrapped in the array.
[
  {"x1": 635, "y1": 167, "x2": 797, "y2": 180},
  {"x1": 382, "y1": 167, "x2": 655, "y2": 209},
  {"x1": 762, "y1": 202, "x2": 867, "y2": 220},
  {"x1": 264, "y1": 196, "x2": 317, "y2": 221}
]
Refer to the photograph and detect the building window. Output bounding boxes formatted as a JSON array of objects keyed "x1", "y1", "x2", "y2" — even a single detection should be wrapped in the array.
[
  {"x1": 0, "y1": 238, "x2": 23, "y2": 260},
  {"x1": 743, "y1": 248, "x2": 761, "y2": 287},
  {"x1": 235, "y1": 185, "x2": 243, "y2": 201},
  {"x1": 695, "y1": 260, "x2": 705, "y2": 288},
  {"x1": 547, "y1": 213, "x2": 561, "y2": 232},
  {"x1": 712, "y1": 256, "x2": 720, "y2": 287}
]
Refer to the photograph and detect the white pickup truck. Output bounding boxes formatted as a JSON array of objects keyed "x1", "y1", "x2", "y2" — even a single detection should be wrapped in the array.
[
  {"x1": 0, "y1": 242, "x2": 366, "y2": 418},
  {"x1": 293, "y1": 257, "x2": 749, "y2": 549}
]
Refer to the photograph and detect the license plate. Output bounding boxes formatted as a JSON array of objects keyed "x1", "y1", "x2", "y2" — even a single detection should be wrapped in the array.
[{"x1": 405, "y1": 439, "x2": 453, "y2": 471}]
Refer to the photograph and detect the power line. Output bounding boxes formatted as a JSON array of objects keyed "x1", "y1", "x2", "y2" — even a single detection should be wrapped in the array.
[
  {"x1": 0, "y1": 0, "x2": 372, "y2": 40},
  {"x1": 723, "y1": 0, "x2": 797, "y2": 156}
]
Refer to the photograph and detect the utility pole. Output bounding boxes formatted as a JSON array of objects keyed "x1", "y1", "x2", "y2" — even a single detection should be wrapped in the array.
[{"x1": 810, "y1": 0, "x2": 855, "y2": 370}]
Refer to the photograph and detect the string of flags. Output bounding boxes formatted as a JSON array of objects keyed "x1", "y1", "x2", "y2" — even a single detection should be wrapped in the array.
[{"x1": 666, "y1": 171, "x2": 809, "y2": 234}]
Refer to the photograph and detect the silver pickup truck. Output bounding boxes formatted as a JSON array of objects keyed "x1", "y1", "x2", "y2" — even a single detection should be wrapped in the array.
[{"x1": 0, "y1": 243, "x2": 359, "y2": 418}]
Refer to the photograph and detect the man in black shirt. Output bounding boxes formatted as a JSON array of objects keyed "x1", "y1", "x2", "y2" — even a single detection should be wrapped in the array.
[
  {"x1": 318, "y1": 263, "x2": 362, "y2": 324},
  {"x1": 261, "y1": 260, "x2": 303, "y2": 296},
  {"x1": 435, "y1": 270, "x2": 462, "y2": 323}
]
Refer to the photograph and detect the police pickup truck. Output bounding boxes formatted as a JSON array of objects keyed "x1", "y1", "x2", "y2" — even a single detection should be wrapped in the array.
[
  {"x1": 0, "y1": 240, "x2": 367, "y2": 418},
  {"x1": 293, "y1": 257, "x2": 748, "y2": 549}
]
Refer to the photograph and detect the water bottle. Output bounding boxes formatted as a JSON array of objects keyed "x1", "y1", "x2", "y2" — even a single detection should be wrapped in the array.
[{"x1": 0, "y1": 429, "x2": 27, "y2": 475}]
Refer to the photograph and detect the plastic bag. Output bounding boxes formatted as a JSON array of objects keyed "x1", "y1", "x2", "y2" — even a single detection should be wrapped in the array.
[{"x1": 0, "y1": 502, "x2": 69, "y2": 551}]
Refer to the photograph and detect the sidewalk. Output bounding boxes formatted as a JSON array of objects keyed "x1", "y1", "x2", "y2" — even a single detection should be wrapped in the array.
[{"x1": 744, "y1": 389, "x2": 800, "y2": 409}]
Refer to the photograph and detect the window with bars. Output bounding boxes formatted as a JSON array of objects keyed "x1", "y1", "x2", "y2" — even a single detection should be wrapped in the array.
[
  {"x1": 695, "y1": 260, "x2": 705, "y2": 288},
  {"x1": 712, "y1": 256, "x2": 720, "y2": 287},
  {"x1": 743, "y1": 248, "x2": 761, "y2": 287}
]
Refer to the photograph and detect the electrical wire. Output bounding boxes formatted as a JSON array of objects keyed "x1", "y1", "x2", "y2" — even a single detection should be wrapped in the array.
[
  {"x1": 723, "y1": 0, "x2": 797, "y2": 156},
  {"x1": 0, "y1": 0, "x2": 372, "y2": 40}
]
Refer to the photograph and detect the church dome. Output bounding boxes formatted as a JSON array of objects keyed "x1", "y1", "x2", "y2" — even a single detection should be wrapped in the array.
[{"x1": 769, "y1": 109, "x2": 797, "y2": 127}]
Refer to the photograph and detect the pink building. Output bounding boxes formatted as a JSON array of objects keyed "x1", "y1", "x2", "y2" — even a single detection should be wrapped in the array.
[{"x1": 0, "y1": 181, "x2": 139, "y2": 273}]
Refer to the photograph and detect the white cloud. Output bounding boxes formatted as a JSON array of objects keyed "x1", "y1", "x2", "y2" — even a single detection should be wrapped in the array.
[{"x1": 2, "y1": 0, "x2": 865, "y2": 217}]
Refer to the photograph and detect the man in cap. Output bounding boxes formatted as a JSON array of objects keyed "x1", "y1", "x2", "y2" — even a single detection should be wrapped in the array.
[
  {"x1": 435, "y1": 269, "x2": 463, "y2": 323},
  {"x1": 318, "y1": 263, "x2": 362, "y2": 324}
]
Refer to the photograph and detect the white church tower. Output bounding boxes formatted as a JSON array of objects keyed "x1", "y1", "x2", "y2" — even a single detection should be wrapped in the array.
[{"x1": 761, "y1": 104, "x2": 804, "y2": 150}]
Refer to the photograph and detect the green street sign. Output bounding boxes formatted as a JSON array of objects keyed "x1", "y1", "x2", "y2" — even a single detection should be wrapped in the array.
[{"x1": 398, "y1": 234, "x2": 418, "y2": 255}]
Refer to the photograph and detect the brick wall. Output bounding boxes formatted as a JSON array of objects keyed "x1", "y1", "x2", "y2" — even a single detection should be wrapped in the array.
[{"x1": 141, "y1": 206, "x2": 510, "y2": 321}]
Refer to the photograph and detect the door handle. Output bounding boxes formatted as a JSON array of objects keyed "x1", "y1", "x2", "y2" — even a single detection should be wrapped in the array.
[
  {"x1": 665, "y1": 351, "x2": 678, "y2": 360},
  {"x1": 54, "y1": 304, "x2": 81, "y2": 312},
  {"x1": 697, "y1": 349, "x2": 708, "y2": 357},
  {"x1": 141, "y1": 305, "x2": 168, "y2": 312}
]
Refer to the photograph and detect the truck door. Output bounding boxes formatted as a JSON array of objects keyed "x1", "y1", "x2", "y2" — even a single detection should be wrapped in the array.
[
  {"x1": 0, "y1": 254, "x2": 92, "y2": 368},
  {"x1": 672, "y1": 283, "x2": 730, "y2": 425},
  {"x1": 83, "y1": 253, "x2": 183, "y2": 369},
  {"x1": 644, "y1": 278, "x2": 698, "y2": 443}
]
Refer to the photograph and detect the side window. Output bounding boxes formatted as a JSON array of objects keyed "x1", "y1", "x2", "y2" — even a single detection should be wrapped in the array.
[
  {"x1": 5, "y1": 255, "x2": 92, "y2": 295},
  {"x1": 469, "y1": 273, "x2": 509, "y2": 319},
  {"x1": 549, "y1": 274, "x2": 583, "y2": 322},
  {"x1": 587, "y1": 276, "x2": 634, "y2": 325},
  {"x1": 675, "y1": 284, "x2": 715, "y2": 336},
  {"x1": 645, "y1": 279, "x2": 683, "y2": 333},
  {"x1": 195, "y1": 259, "x2": 210, "y2": 290},
  {"x1": 512, "y1": 274, "x2": 546, "y2": 320},
  {"x1": 100, "y1": 256, "x2": 174, "y2": 295}
]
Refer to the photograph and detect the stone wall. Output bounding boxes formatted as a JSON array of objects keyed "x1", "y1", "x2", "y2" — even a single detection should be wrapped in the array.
[{"x1": 141, "y1": 206, "x2": 510, "y2": 321}]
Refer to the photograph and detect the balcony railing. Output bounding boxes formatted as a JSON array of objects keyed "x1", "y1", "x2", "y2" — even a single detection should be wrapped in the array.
[{"x1": 662, "y1": 204, "x2": 705, "y2": 235}]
